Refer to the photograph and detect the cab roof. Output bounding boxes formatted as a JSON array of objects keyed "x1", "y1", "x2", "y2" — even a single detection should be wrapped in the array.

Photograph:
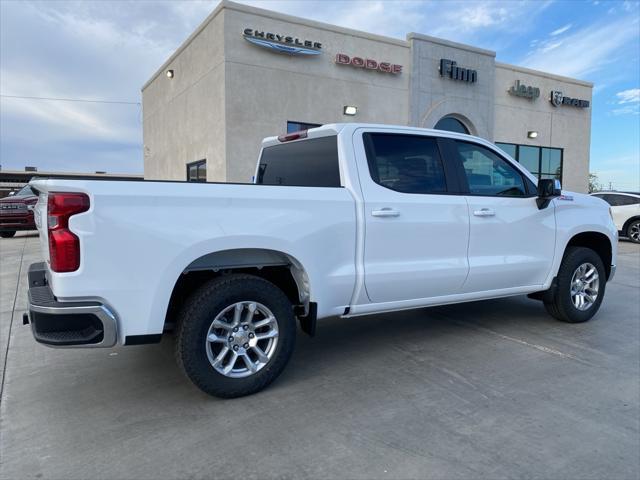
[{"x1": 261, "y1": 123, "x2": 484, "y2": 148}]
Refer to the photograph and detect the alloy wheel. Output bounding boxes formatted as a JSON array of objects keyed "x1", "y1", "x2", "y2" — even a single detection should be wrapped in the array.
[
  {"x1": 205, "y1": 301, "x2": 279, "y2": 378},
  {"x1": 629, "y1": 222, "x2": 640, "y2": 243},
  {"x1": 570, "y1": 262, "x2": 600, "y2": 311}
]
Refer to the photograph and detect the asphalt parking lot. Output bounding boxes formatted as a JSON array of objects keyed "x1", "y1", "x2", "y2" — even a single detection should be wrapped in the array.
[{"x1": 1, "y1": 233, "x2": 639, "y2": 480}]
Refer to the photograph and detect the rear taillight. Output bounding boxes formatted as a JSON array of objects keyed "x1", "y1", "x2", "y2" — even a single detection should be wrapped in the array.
[{"x1": 47, "y1": 193, "x2": 90, "y2": 272}]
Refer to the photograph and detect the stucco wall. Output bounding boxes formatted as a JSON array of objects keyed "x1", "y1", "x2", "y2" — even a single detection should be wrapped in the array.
[
  {"x1": 222, "y1": 5, "x2": 410, "y2": 182},
  {"x1": 142, "y1": 10, "x2": 227, "y2": 181},
  {"x1": 408, "y1": 33, "x2": 496, "y2": 140},
  {"x1": 494, "y1": 63, "x2": 593, "y2": 192}
]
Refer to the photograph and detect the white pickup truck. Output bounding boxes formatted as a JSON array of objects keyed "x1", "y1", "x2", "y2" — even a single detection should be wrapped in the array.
[{"x1": 26, "y1": 124, "x2": 617, "y2": 398}]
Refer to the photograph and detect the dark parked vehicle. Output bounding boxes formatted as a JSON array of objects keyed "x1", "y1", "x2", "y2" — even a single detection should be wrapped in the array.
[{"x1": 0, "y1": 185, "x2": 38, "y2": 238}]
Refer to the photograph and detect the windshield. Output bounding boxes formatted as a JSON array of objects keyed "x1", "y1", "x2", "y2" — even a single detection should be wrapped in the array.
[{"x1": 13, "y1": 185, "x2": 36, "y2": 197}]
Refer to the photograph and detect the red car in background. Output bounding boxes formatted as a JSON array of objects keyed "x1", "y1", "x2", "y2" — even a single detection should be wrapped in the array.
[{"x1": 0, "y1": 185, "x2": 38, "y2": 238}]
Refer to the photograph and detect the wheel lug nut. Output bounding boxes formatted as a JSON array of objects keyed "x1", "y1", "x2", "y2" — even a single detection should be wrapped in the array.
[
  {"x1": 243, "y1": 343, "x2": 249, "y2": 348},
  {"x1": 248, "y1": 333, "x2": 254, "y2": 339},
  {"x1": 229, "y1": 336, "x2": 234, "y2": 342},
  {"x1": 233, "y1": 327, "x2": 239, "y2": 332},
  {"x1": 243, "y1": 325, "x2": 249, "y2": 330},
  {"x1": 233, "y1": 345, "x2": 239, "y2": 351}
]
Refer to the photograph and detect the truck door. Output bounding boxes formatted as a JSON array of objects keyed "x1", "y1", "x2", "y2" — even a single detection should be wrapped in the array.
[
  {"x1": 354, "y1": 129, "x2": 470, "y2": 303},
  {"x1": 446, "y1": 139, "x2": 556, "y2": 293}
]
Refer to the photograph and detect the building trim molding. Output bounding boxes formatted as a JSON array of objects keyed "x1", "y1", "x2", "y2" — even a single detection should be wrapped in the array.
[
  {"x1": 407, "y1": 32, "x2": 496, "y2": 57},
  {"x1": 495, "y1": 62, "x2": 593, "y2": 88}
]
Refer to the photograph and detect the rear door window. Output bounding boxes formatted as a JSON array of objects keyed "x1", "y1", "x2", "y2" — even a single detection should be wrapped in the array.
[
  {"x1": 363, "y1": 133, "x2": 448, "y2": 194},
  {"x1": 257, "y1": 136, "x2": 341, "y2": 187}
]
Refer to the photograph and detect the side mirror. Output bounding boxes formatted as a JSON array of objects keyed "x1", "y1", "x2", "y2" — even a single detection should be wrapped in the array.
[{"x1": 536, "y1": 179, "x2": 561, "y2": 209}]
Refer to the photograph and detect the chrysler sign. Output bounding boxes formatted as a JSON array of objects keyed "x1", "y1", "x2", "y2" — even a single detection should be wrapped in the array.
[{"x1": 243, "y1": 28, "x2": 322, "y2": 55}]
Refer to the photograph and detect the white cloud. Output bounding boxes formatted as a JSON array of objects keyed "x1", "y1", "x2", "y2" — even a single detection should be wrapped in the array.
[
  {"x1": 611, "y1": 106, "x2": 639, "y2": 115},
  {"x1": 539, "y1": 40, "x2": 564, "y2": 53},
  {"x1": 610, "y1": 88, "x2": 640, "y2": 115},
  {"x1": 550, "y1": 23, "x2": 572, "y2": 36},
  {"x1": 237, "y1": 0, "x2": 425, "y2": 39},
  {"x1": 521, "y1": 17, "x2": 640, "y2": 79},
  {"x1": 238, "y1": 0, "x2": 552, "y2": 46},
  {"x1": 616, "y1": 88, "x2": 640, "y2": 104},
  {"x1": 455, "y1": 4, "x2": 509, "y2": 28},
  {"x1": 1, "y1": 71, "x2": 138, "y2": 141}
]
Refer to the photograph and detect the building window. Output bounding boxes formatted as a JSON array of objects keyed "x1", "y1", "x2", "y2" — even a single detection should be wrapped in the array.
[
  {"x1": 186, "y1": 159, "x2": 206, "y2": 182},
  {"x1": 434, "y1": 116, "x2": 469, "y2": 134},
  {"x1": 495, "y1": 142, "x2": 563, "y2": 182},
  {"x1": 286, "y1": 121, "x2": 321, "y2": 133}
]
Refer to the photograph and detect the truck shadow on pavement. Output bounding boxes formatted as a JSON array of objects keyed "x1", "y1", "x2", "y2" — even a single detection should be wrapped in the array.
[
  {"x1": 27, "y1": 292, "x2": 603, "y2": 408},
  {"x1": 144, "y1": 294, "x2": 559, "y2": 399}
]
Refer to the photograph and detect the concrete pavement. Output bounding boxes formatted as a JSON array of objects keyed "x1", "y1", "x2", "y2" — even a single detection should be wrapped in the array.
[{"x1": 1, "y1": 233, "x2": 639, "y2": 480}]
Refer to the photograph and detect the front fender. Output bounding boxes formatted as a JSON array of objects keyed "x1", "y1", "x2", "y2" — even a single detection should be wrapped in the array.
[{"x1": 545, "y1": 194, "x2": 618, "y2": 286}]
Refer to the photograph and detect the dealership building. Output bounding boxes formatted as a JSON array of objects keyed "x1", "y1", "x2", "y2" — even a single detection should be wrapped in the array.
[{"x1": 142, "y1": 0, "x2": 593, "y2": 192}]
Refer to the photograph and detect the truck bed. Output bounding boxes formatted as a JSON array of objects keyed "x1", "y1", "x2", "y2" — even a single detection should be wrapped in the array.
[{"x1": 31, "y1": 178, "x2": 357, "y2": 342}]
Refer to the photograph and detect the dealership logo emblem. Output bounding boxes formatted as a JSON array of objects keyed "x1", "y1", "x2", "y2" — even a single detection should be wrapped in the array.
[
  {"x1": 335, "y1": 53, "x2": 402, "y2": 74},
  {"x1": 439, "y1": 59, "x2": 477, "y2": 83},
  {"x1": 509, "y1": 80, "x2": 540, "y2": 100},
  {"x1": 551, "y1": 90, "x2": 564, "y2": 107},
  {"x1": 550, "y1": 90, "x2": 590, "y2": 108},
  {"x1": 243, "y1": 29, "x2": 322, "y2": 56}
]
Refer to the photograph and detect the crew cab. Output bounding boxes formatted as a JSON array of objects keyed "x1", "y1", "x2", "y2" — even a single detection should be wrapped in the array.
[
  {"x1": 0, "y1": 185, "x2": 38, "y2": 238},
  {"x1": 26, "y1": 124, "x2": 617, "y2": 398}
]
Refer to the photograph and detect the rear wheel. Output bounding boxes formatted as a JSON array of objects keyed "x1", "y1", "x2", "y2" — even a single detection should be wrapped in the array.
[
  {"x1": 626, "y1": 219, "x2": 640, "y2": 244},
  {"x1": 544, "y1": 247, "x2": 606, "y2": 323},
  {"x1": 175, "y1": 274, "x2": 296, "y2": 398},
  {"x1": 0, "y1": 231, "x2": 16, "y2": 238}
]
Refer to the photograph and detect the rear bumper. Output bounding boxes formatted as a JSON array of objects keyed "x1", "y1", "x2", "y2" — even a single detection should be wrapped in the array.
[{"x1": 26, "y1": 262, "x2": 117, "y2": 348}]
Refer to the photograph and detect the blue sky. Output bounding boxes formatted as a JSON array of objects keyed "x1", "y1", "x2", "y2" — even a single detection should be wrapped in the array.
[{"x1": 1, "y1": 0, "x2": 639, "y2": 190}]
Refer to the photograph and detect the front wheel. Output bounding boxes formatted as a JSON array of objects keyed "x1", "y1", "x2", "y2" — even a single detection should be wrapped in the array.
[
  {"x1": 175, "y1": 274, "x2": 296, "y2": 398},
  {"x1": 0, "y1": 231, "x2": 16, "y2": 238},
  {"x1": 544, "y1": 246, "x2": 606, "y2": 323},
  {"x1": 627, "y1": 219, "x2": 640, "y2": 244}
]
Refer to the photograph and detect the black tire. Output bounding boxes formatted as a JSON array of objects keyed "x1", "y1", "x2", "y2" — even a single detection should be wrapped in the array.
[
  {"x1": 175, "y1": 274, "x2": 296, "y2": 398},
  {"x1": 0, "y1": 231, "x2": 16, "y2": 238},
  {"x1": 626, "y1": 219, "x2": 640, "y2": 244},
  {"x1": 544, "y1": 246, "x2": 606, "y2": 323}
]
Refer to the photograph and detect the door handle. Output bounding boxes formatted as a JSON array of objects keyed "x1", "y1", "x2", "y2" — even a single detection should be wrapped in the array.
[
  {"x1": 473, "y1": 208, "x2": 495, "y2": 217},
  {"x1": 372, "y1": 208, "x2": 400, "y2": 218}
]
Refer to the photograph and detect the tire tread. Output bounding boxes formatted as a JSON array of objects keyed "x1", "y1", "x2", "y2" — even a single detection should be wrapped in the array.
[
  {"x1": 175, "y1": 274, "x2": 296, "y2": 398},
  {"x1": 544, "y1": 246, "x2": 606, "y2": 323}
]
